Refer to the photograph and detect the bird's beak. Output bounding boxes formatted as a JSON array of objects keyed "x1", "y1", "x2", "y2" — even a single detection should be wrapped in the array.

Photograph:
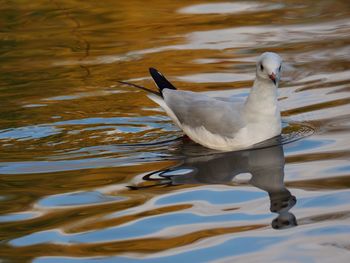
[{"x1": 269, "y1": 72, "x2": 276, "y2": 85}]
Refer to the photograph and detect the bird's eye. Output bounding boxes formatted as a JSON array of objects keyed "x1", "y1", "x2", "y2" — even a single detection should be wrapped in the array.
[
  {"x1": 260, "y1": 64, "x2": 264, "y2": 71},
  {"x1": 279, "y1": 65, "x2": 282, "y2": 71}
]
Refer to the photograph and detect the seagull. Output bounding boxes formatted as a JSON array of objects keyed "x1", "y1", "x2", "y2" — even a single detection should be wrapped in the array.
[{"x1": 119, "y1": 52, "x2": 283, "y2": 151}]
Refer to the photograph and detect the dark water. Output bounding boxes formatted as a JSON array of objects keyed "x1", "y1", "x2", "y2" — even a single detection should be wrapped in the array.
[{"x1": 1, "y1": 0, "x2": 350, "y2": 262}]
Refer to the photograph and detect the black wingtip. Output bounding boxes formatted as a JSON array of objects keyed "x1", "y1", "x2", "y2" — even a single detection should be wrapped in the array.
[
  {"x1": 149, "y1": 68, "x2": 176, "y2": 95},
  {"x1": 149, "y1": 67, "x2": 160, "y2": 76}
]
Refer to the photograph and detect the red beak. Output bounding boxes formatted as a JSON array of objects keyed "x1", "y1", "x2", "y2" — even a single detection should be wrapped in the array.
[{"x1": 269, "y1": 72, "x2": 276, "y2": 85}]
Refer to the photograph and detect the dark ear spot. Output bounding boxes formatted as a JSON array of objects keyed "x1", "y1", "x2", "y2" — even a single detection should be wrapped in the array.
[{"x1": 260, "y1": 64, "x2": 264, "y2": 71}]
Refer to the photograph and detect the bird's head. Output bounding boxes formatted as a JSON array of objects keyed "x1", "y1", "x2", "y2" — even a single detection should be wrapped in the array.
[{"x1": 256, "y1": 52, "x2": 282, "y2": 86}]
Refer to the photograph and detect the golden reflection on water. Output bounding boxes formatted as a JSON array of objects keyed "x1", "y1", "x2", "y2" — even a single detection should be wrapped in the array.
[{"x1": 1, "y1": 0, "x2": 350, "y2": 262}]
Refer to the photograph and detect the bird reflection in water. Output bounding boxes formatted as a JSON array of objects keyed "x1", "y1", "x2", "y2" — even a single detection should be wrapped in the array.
[{"x1": 133, "y1": 136, "x2": 297, "y2": 229}]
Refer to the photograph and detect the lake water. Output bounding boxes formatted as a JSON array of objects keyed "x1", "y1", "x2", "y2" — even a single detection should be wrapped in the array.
[{"x1": 1, "y1": 0, "x2": 350, "y2": 262}]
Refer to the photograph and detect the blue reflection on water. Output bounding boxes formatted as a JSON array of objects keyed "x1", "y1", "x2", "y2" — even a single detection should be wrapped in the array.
[
  {"x1": 34, "y1": 236, "x2": 284, "y2": 263},
  {"x1": 0, "y1": 125, "x2": 61, "y2": 140},
  {"x1": 156, "y1": 189, "x2": 266, "y2": 205},
  {"x1": 0, "y1": 153, "x2": 167, "y2": 174},
  {"x1": 306, "y1": 225, "x2": 350, "y2": 236},
  {"x1": 11, "y1": 213, "x2": 272, "y2": 246},
  {"x1": 297, "y1": 190, "x2": 350, "y2": 208},
  {"x1": 0, "y1": 212, "x2": 36, "y2": 222},
  {"x1": 0, "y1": 116, "x2": 176, "y2": 141},
  {"x1": 11, "y1": 210, "x2": 272, "y2": 246},
  {"x1": 284, "y1": 138, "x2": 333, "y2": 154},
  {"x1": 38, "y1": 191, "x2": 123, "y2": 207}
]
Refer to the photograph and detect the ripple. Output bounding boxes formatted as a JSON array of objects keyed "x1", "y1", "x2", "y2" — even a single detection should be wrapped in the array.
[
  {"x1": 178, "y1": 2, "x2": 283, "y2": 15},
  {"x1": 32, "y1": 236, "x2": 284, "y2": 263},
  {"x1": 0, "y1": 212, "x2": 37, "y2": 223},
  {"x1": 54, "y1": 19, "x2": 350, "y2": 67},
  {"x1": 284, "y1": 138, "x2": 333, "y2": 154},
  {"x1": 0, "y1": 125, "x2": 61, "y2": 141},
  {"x1": 38, "y1": 191, "x2": 124, "y2": 208},
  {"x1": 177, "y1": 72, "x2": 252, "y2": 83},
  {"x1": 298, "y1": 190, "x2": 350, "y2": 208},
  {"x1": 155, "y1": 189, "x2": 265, "y2": 205},
  {"x1": 11, "y1": 211, "x2": 271, "y2": 246},
  {"x1": 0, "y1": 153, "x2": 168, "y2": 174},
  {"x1": 42, "y1": 89, "x2": 126, "y2": 102}
]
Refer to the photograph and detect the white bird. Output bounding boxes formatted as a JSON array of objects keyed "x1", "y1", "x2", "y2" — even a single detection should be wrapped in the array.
[{"x1": 120, "y1": 52, "x2": 283, "y2": 151}]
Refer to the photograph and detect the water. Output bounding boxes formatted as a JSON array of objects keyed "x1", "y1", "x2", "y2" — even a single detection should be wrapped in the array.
[{"x1": 1, "y1": 0, "x2": 350, "y2": 262}]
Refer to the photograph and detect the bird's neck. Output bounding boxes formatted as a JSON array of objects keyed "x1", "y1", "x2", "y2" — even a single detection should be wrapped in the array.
[{"x1": 244, "y1": 77, "x2": 279, "y2": 116}]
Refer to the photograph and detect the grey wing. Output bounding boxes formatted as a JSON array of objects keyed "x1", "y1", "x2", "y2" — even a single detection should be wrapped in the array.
[
  {"x1": 214, "y1": 96, "x2": 245, "y2": 104},
  {"x1": 163, "y1": 90, "x2": 244, "y2": 137}
]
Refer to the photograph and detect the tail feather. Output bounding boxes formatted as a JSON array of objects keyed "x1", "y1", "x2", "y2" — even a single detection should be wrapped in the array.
[
  {"x1": 118, "y1": 81, "x2": 161, "y2": 97},
  {"x1": 149, "y1": 68, "x2": 176, "y2": 96},
  {"x1": 118, "y1": 68, "x2": 176, "y2": 98}
]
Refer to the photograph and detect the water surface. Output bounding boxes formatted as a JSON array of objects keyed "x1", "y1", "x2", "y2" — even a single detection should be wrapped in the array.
[{"x1": 1, "y1": 0, "x2": 350, "y2": 262}]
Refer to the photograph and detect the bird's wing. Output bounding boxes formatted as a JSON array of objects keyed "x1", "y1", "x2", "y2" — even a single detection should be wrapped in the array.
[
  {"x1": 214, "y1": 96, "x2": 245, "y2": 104},
  {"x1": 162, "y1": 89, "x2": 245, "y2": 137}
]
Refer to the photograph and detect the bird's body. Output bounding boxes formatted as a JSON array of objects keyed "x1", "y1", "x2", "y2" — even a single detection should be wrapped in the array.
[{"x1": 121, "y1": 52, "x2": 283, "y2": 151}]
